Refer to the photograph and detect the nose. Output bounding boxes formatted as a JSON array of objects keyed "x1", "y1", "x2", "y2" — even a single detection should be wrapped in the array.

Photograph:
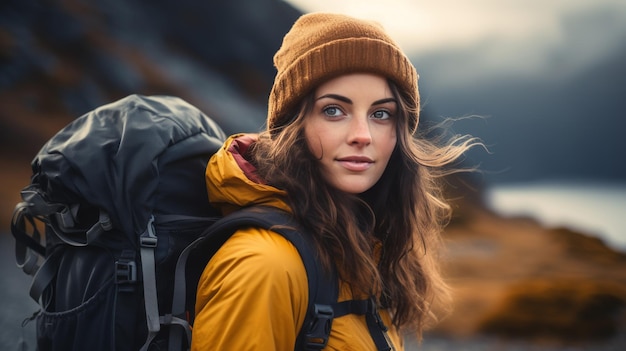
[{"x1": 348, "y1": 115, "x2": 372, "y2": 146}]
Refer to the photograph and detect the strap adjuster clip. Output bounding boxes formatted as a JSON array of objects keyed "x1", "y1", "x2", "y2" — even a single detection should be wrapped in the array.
[
  {"x1": 304, "y1": 304, "x2": 334, "y2": 349},
  {"x1": 140, "y1": 215, "x2": 158, "y2": 248}
]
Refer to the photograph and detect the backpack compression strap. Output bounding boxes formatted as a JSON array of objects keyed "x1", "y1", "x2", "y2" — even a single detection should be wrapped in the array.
[{"x1": 170, "y1": 206, "x2": 338, "y2": 350}]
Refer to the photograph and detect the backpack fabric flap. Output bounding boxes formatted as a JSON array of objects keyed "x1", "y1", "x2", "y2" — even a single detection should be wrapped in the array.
[{"x1": 31, "y1": 94, "x2": 226, "y2": 243}]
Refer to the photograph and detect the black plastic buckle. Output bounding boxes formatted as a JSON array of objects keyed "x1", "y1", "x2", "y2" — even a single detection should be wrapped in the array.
[
  {"x1": 115, "y1": 259, "x2": 137, "y2": 284},
  {"x1": 305, "y1": 304, "x2": 334, "y2": 349}
]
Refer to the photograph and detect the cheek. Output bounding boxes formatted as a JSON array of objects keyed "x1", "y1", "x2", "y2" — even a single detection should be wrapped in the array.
[
  {"x1": 304, "y1": 122, "x2": 324, "y2": 159},
  {"x1": 378, "y1": 128, "x2": 397, "y2": 158}
]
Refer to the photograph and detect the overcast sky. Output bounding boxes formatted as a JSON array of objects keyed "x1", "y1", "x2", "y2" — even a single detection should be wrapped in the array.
[{"x1": 285, "y1": 0, "x2": 626, "y2": 53}]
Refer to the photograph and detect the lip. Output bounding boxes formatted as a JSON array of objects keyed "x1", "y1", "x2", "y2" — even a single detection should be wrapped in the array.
[{"x1": 336, "y1": 156, "x2": 374, "y2": 172}]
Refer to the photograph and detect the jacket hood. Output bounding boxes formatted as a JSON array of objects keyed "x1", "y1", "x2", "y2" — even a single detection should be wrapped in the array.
[{"x1": 205, "y1": 134, "x2": 290, "y2": 215}]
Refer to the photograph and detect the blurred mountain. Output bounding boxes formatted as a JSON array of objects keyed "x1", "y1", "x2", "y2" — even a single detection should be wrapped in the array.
[
  {"x1": 415, "y1": 4, "x2": 626, "y2": 184},
  {"x1": 0, "y1": 0, "x2": 301, "y2": 161}
]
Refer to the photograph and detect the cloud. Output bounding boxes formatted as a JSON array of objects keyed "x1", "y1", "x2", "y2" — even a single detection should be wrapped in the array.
[{"x1": 415, "y1": 1, "x2": 626, "y2": 91}]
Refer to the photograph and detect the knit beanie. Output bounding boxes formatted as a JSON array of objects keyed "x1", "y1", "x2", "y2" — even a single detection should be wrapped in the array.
[{"x1": 268, "y1": 12, "x2": 419, "y2": 132}]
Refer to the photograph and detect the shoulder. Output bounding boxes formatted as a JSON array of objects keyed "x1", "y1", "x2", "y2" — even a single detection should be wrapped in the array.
[
  {"x1": 198, "y1": 227, "x2": 309, "y2": 300},
  {"x1": 214, "y1": 227, "x2": 306, "y2": 274},
  {"x1": 193, "y1": 227, "x2": 310, "y2": 349}
]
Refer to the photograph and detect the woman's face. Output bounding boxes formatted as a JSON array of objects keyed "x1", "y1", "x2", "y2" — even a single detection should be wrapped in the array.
[{"x1": 303, "y1": 73, "x2": 397, "y2": 194}]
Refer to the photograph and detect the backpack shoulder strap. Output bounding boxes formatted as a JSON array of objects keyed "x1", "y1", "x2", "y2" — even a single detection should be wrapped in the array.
[{"x1": 170, "y1": 206, "x2": 338, "y2": 350}]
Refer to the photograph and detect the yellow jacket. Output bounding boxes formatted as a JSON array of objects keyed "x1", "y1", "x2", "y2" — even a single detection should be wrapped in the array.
[{"x1": 192, "y1": 134, "x2": 404, "y2": 350}]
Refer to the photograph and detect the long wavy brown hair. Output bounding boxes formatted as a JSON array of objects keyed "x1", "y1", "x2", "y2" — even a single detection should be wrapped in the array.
[{"x1": 250, "y1": 78, "x2": 480, "y2": 337}]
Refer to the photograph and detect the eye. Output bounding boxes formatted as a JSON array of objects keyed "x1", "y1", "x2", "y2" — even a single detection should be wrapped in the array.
[
  {"x1": 323, "y1": 105, "x2": 343, "y2": 118},
  {"x1": 371, "y1": 109, "x2": 392, "y2": 120}
]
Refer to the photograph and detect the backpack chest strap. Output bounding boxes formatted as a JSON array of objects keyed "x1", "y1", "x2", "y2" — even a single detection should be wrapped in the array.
[{"x1": 332, "y1": 297, "x2": 393, "y2": 351}]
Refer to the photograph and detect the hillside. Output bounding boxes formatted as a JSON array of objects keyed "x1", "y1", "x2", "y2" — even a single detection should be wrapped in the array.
[{"x1": 430, "y1": 203, "x2": 626, "y2": 348}]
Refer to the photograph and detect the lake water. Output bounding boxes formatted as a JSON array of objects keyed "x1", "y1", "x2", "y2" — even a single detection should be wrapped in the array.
[{"x1": 485, "y1": 180, "x2": 626, "y2": 252}]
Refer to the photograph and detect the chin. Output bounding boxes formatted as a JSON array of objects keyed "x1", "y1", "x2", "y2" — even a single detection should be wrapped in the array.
[{"x1": 333, "y1": 182, "x2": 375, "y2": 194}]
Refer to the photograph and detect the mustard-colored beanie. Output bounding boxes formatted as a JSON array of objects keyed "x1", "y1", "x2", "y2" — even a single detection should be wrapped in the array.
[{"x1": 268, "y1": 12, "x2": 419, "y2": 132}]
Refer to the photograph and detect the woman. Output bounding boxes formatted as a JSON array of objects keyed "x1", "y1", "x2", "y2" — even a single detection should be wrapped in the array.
[{"x1": 192, "y1": 12, "x2": 478, "y2": 350}]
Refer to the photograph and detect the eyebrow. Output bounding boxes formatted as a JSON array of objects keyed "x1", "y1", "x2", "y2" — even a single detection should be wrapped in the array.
[{"x1": 316, "y1": 94, "x2": 397, "y2": 106}]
